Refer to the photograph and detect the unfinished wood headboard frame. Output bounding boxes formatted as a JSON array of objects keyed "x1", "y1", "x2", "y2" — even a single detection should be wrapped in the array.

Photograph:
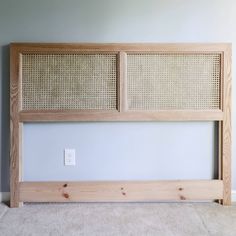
[{"x1": 10, "y1": 43, "x2": 231, "y2": 207}]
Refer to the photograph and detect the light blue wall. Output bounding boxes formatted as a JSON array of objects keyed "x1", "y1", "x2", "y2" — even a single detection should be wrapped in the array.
[
  {"x1": 23, "y1": 122, "x2": 216, "y2": 181},
  {"x1": 0, "y1": 0, "x2": 235, "y2": 191}
]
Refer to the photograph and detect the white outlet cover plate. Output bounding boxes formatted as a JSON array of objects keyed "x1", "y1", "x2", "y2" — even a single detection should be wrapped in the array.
[{"x1": 64, "y1": 149, "x2": 76, "y2": 166}]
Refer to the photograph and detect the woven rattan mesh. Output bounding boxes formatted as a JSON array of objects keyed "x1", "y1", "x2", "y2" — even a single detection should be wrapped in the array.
[
  {"x1": 22, "y1": 54, "x2": 117, "y2": 110},
  {"x1": 127, "y1": 53, "x2": 221, "y2": 110}
]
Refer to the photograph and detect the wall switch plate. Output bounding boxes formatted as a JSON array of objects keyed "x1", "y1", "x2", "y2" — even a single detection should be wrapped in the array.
[{"x1": 64, "y1": 149, "x2": 76, "y2": 166}]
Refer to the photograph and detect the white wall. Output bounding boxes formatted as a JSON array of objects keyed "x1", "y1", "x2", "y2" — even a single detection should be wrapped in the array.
[
  {"x1": 23, "y1": 122, "x2": 216, "y2": 181},
  {"x1": 0, "y1": 0, "x2": 235, "y2": 191}
]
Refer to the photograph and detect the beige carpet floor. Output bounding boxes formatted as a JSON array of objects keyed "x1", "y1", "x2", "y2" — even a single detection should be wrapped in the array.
[{"x1": 0, "y1": 202, "x2": 236, "y2": 236}]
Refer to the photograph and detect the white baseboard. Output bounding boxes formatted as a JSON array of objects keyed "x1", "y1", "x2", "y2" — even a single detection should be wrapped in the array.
[
  {"x1": 1, "y1": 191, "x2": 236, "y2": 203},
  {"x1": 0, "y1": 192, "x2": 10, "y2": 202},
  {"x1": 232, "y1": 190, "x2": 236, "y2": 202}
]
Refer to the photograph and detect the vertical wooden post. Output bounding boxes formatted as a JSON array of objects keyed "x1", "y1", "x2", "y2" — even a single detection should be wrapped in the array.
[
  {"x1": 117, "y1": 51, "x2": 128, "y2": 112},
  {"x1": 10, "y1": 45, "x2": 22, "y2": 207},
  {"x1": 221, "y1": 45, "x2": 232, "y2": 205}
]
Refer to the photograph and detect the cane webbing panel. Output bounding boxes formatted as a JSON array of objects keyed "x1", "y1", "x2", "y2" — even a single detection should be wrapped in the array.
[
  {"x1": 127, "y1": 53, "x2": 221, "y2": 110},
  {"x1": 22, "y1": 54, "x2": 117, "y2": 110}
]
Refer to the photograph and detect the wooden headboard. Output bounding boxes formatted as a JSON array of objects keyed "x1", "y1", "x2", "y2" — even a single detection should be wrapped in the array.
[{"x1": 10, "y1": 43, "x2": 231, "y2": 207}]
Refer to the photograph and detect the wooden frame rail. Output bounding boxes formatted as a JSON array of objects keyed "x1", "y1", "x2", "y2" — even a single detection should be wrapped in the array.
[{"x1": 10, "y1": 43, "x2": 231, "y2": 207}]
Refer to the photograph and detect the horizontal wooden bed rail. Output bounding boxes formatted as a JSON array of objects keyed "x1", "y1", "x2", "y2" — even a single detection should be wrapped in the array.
[
  {"x1": 19, "y1": 180, "x2": 223, "y2": 202},
  {"x1": 11, "y1": 42, "x2": 230, "y2": 52},
  {"x1": 19, "y1": 110, "x2": 224, "y2": 122}
]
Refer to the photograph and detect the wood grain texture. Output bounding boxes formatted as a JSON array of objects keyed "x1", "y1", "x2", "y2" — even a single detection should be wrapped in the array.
[
  {"x1": 118, "y1": 52, "x2": 128, "y2": 112},
  {"x1": 10, "y1": 45, "x2": 21, "y2": 207},
  {"x1": 19, "y1": 110, "x2": 223, "y2": 122},
  {"x1": 11, "y1": 43, "x2": 230, "y2": 53},
  {"x1": 222, "y1": 45, "x2": 232, "y2": 205},
  {"x1": 19, "y1": 180, "x2": 223, "y2": 202}
]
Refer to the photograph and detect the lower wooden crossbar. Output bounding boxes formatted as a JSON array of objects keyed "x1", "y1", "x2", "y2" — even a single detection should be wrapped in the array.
[{"x1": 19, "y1": 180, "x2": 223, "y2": 203}]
